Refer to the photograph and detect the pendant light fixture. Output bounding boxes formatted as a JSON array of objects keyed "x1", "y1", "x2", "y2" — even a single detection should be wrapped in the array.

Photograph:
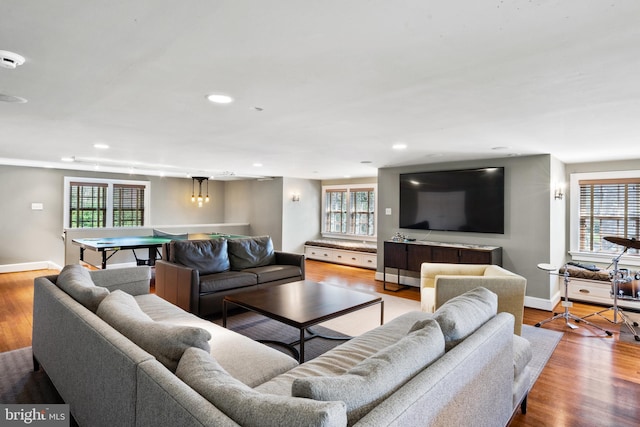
[{"x1": 191, "y1": 176, "x2": 210, "y2": 207}]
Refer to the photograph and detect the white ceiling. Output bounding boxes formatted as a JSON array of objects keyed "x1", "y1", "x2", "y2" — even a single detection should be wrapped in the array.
[{"x1": 1, "y1": 1, "x2": 639, "y2": 180}]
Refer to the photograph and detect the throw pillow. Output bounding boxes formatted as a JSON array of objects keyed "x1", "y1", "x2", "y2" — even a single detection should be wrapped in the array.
[
  {"x1": 176, "y1": 347, "x2": 347, "y2": 427},
  {"x1": 433, "y1": 286, "x2": 497, "y2": 350},
  {"x1": 56, "y1": 264, "x2": 109, "y2": 312},
  {"x1": 170, "y1": 239, "x2": 230, "y2": 275},
  {"x1": 292, "y1": 318, "x2": 444, "y2": 425},
  {"x1": 227, "y1": 236, "x2": 276, "y2": 270},
  {"x1": 96, "y1": 290, "x2": 211, "y2": 372}
]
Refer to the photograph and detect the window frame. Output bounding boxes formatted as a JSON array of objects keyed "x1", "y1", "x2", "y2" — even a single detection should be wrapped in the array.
[
  {"x1": 569, "y1": 170, "x2": 640, "y2": 267},
  {"x1": 321, "y1": 184, "x2": 377, "y2": 240},
  {"x1": 63, "y1": 177, "x2": 151, "y2": 229}
]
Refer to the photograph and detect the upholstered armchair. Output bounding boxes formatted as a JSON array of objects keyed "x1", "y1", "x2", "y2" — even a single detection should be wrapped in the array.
[{"x1": 420, "y1": 263, "x2": 527, "y2": 335}]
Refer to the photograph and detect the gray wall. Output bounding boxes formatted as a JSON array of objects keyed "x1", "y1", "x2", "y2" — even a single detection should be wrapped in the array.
[
  {"x1": 0, "y1": 164, "x2": 297, "y2": 268},
  {"x1": 282, "y1": 177, "x2": 322, "y2": 253},
  {"x1": 377, "y1": 155, "x2": 554, "y2": 301}
]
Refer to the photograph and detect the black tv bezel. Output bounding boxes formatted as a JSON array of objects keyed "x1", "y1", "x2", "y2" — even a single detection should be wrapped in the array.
[{"x1": 398, "y1": 167, "x2": 505, "y2": 234}]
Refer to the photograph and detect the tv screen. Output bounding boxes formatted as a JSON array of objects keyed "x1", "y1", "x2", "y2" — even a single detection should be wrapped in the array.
[{"x1": 399, "y1": 167, "x2": 505, "y2": 234}]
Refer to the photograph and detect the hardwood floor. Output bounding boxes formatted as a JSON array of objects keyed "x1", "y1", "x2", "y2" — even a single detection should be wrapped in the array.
[{"x1": 2, "y1": 260, "x2": 639, "y2": 426}]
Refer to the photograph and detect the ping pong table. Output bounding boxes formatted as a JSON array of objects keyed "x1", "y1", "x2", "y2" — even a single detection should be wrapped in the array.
[{"x1": 72, "y1": 233, "x2": 246, "y2": 269}]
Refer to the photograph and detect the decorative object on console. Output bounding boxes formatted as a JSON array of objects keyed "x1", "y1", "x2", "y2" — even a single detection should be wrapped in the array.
[{"x1": 191, "y1": 176, "x2": 210, "y2": 207}]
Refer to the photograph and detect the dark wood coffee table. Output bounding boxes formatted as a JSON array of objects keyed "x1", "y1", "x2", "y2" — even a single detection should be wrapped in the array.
[{"x1": 222, "y1": 280, "x2": 384, "y2": 362}]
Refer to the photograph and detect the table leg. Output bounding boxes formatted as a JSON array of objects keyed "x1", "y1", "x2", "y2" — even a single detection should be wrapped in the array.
[
  {"x1": 299, "y1": 328, "x2": 305, "y2": 363},
  {"x1": 222, "y1": 300, "x2": 228, "y2": 328},
  {"x1": 148, "y1": 247, "x2": 156, "y2": 266},
  {"x1": 380, "y1": 300, "x2": 384, "y2": 325},
  {"x1": 101, "y1": 252, "x2": 107, "y2": 269}
]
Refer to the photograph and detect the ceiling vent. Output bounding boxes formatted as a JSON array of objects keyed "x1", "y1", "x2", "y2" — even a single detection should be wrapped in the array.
[{"x1": 0, "y1": 50, "x2": 26, "y2": 69}]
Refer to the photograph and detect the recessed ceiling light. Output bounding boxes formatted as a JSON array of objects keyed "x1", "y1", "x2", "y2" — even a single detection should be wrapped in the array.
[
  {"x1": 253, "y1": 163, "x2": 263, "y2": 167},
  {"x1": 206, "y1": 94, "x2": 234, "y2": 104},
  {"x1": 61, "y1": 157, "x2": 75, "y2": 162},
  {"x1": 94, "y1": 143, "x2": 109, "y2": 149},
  {"x1": 491, "y1": 146, "x2": 511, "y2": 151},
  {"x1": 392, "y1": 143, "x2": 407, "y2": 150},
  {"x1": 360, "y1": 160, "x2": 372, "y2": 164},
  {"x1": 0, "y1": 50, "x2": 25, "y2": 69}
]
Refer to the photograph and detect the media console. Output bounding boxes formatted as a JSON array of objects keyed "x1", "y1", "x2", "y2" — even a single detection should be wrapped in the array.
[{"x1": 383, "y1": 240, "x2": 502, "y2": 291}]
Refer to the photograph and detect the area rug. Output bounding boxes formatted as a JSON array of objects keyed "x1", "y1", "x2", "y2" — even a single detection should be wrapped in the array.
[
  {"x1": 521, "y1": 325, "x2": 563, "y2": 388},
  {"x1": 0, "y1": 347, "x2": 64, "y2": 405},
  {"x1": 210, "y1": 311, "x2": 350, "y2": 361}
]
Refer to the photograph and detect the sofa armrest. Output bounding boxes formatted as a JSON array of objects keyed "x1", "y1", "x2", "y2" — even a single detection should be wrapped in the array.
[
  {"x1": 275, "y1": 251, "x2": 305, "y2": 279},
  {"x1": 89, "y1": 266, "x2": 151, "y2": 295},
  {"x1": 155, "y1": 260, "x2": 200, "y2": 314},
  {"x1": 434, "y1": 275, "x2": 526, "y2": 335}
]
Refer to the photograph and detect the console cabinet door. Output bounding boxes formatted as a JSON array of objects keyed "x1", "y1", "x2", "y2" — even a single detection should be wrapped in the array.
[
  {"x1": 407, "y1": 245, "x2": 433, "y2": 271},
  {"x1": 430, "y1": 246, "x2": 460, "y2": 263},
  {"x1": 459, "y1": 249, "x2": 491, "y2": 264},
  {"x1": 384, "y1": 241, "x2": 407, "y2": 269}
]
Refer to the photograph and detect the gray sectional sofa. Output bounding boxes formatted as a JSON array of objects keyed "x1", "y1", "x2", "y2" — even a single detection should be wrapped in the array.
[
  {"x1": 33, "y1": 264, "x2": 531, "y2": 427},
  {"x1": 155, "y1": 235, "x2": 304, "y2": 317}
]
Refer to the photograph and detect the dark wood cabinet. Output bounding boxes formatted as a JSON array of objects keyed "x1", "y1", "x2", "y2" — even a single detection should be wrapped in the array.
[
  {"x1": 383, "y1": 240, "x2": 502, "y2": 290},
  {"x1": 383, "y1": 241, "x2": 407, "y2": 269}
]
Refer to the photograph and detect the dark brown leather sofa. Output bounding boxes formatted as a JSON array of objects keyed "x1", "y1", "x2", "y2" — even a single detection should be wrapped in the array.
[{"x1": 155, "y1": 236, "x2": 304, "y2": 317}]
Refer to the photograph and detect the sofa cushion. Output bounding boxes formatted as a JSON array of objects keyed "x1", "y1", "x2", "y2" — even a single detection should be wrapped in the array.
[
  {"x1": 170, "y1": 239, "x2": 230, "y2": 275},
  {"x1": 176, "y1": 347, "x2": 347, "y2": 427},
  {"x1": 513, "y1": 334, "x2": 533, "y2": 378},
  {"x1": 227, "y1": 236, "x2": 275, "y2": 270},
  {"x1": 56, "y1": 264, "x2": 110, "y2": 312},
  {"x1": 199, "y1": 270, "x2": 258, "y2": 293},
  {"x1": 243, "y1": 264, "x2": 302, "y2": 284},
  {"x1": 433, "y1": 286, "x2": 497, "y2": 350},
  {"x1": 96, "y1": 290, "x2": 211, "y2": 372},
  {"x1": 292, "y1": 318, "x2": 444, "y2": 425}
]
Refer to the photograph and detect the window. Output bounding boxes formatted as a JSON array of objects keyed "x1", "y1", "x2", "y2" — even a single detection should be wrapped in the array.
[
  {"x1": 570, "y1": 171, "x2": 640, "y2": 264},
  {"x1": 64, "y1": 177, "x2": 150, "y2": 229},
  {"x1": 322, "y1": 184, "x2": 377, "y2": 239}
]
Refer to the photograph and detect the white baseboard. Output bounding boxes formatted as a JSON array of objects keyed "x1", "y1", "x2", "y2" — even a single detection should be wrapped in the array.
[
  {"x1": 0, "y1": 261, "x2": 63, "y2": 274},
  {"x1": 0, "y1": 260, "x2": 139, "y2": 273},
  {"x1": 524, "y1": 290, "x2": 561, "y2": 312}
]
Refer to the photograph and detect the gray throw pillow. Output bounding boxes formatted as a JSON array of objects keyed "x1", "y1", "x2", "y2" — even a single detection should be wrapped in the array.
[
  {"x1": 176, "y1": 347, "x2": 347, "y2": 427},
  {"x1": 433, "y1": 286, "x2": 498, "y2": 350},
  {"x1": 96, "y1": 290, "x2": 211, "y2": 372},
  {"x1": 292, "y1": 318, "x2": 444, "y2": 425},
  {"x1": 56, "y1": 264, "x2": 109, "y2": 312},
  {"x1": 227, "y1": 236, "x2": 275, "y2": 270},
  {"x1": 170, "y1": 239, "x2": 230, "y2": 275}
]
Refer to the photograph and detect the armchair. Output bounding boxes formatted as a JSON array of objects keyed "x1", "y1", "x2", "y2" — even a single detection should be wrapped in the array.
[{"x1": 421, "y1": 263, "x2": 527, "y2": 335}]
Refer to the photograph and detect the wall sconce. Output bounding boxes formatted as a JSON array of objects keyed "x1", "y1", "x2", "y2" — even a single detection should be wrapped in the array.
[
  {"x1": 554, "y1": 183, "x2": 565, "y2": 200},
  {"x1": 191, "y1": 176, "x2": 210, "y2": 208},
  {"x1": 292, "y1": 193, "x2": 300, "y2": 202}
]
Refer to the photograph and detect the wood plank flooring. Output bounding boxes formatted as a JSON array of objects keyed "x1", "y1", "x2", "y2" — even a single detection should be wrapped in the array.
[{"x1": 2, "y1": 260, "x2": 639, "y2": 426}]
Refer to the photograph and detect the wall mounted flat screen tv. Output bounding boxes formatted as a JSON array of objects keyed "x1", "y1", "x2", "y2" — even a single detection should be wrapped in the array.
[{"x1": 399, "y1": 167, "x2": 505, "y2": 234}]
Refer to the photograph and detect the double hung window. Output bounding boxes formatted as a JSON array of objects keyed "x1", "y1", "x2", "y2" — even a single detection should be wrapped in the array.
[
  {"x1": 64, "y1": 177, "x2": 150, "y2": 228},
  {"x1": 323, "y1": 184, "x2": 376, "y2": 238},
  {"x1": 570, "y1": 171, "x2": 640, "y2": 263}
]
